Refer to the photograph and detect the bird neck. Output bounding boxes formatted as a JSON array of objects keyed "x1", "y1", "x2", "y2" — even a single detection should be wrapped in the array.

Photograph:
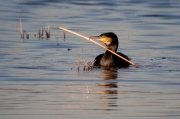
[
  {"x1": 103, "y1": 44, "x2": 118, "y2": 59},
  {"x1": 99, "y1": 44, "x2": 118, "y2": 67},
  {"x1": 107, "y1": 44, "x2": 118, "y2": 52}
]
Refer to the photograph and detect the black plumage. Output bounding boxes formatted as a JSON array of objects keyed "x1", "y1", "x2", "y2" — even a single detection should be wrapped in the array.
[{"x1": 92, "y1": 32, "x2": 130, "y2": 68}]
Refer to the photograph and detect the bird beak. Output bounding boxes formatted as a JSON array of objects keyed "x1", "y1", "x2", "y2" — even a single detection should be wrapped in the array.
[
  {"x1": 89, "y1": 36, "x2": 102, "y2": 41},
  {"x1": 89, "y1": 36, "x2": 108, "y2": 43}
]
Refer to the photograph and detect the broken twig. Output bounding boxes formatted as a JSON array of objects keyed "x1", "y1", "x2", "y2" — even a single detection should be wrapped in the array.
[
  {"x1": 19, "y1": 19, "x2": 29, "y2": 39},
  {"x1": 63, "y1": 31, "x2": 66, "y2": 41},
  {"x1": 45, "y1": 26, "x2": 50, "y2": 38},
  {"x1": 57, "y1": 26, "x2": 139, "y2": 68},
  {"x1": 19, "y1": 19, "x2": 23, "y2": 38},
  {"x1": 38, "y1": 27, "x2": 43, "y2": 37}
]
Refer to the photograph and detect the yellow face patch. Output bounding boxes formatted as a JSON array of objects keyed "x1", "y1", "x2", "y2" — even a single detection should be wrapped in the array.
[{"x1": 100, "y1": 35, "x2": 108, "y2": 43}]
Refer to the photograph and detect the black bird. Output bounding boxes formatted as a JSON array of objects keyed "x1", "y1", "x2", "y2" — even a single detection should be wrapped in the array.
[{"x1": 91, "y1": 32, "x2": 130, "y2": 68}]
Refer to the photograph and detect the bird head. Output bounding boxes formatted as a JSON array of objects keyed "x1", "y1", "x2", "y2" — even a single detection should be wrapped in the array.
[
  {"x1": 99, "y1": 32, "x2": 118, "y2": 46},
  {"x1": 90, "y1": 32, "x2": 119, "y2": 51}
]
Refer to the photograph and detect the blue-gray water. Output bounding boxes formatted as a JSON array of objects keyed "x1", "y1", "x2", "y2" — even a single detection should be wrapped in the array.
[{"x1": 0, "y1": 0, "x2": 180, "y2": 119}]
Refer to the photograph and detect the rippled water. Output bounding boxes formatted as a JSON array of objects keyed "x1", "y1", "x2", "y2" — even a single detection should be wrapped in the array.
[{"x1": 0, "y1": 0, "x2": 180, "y2": 119}]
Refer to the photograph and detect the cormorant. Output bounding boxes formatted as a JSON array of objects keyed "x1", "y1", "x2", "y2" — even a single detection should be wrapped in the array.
[{"x1": 91, "y1": 32, "x2": 130, "y2": 68}]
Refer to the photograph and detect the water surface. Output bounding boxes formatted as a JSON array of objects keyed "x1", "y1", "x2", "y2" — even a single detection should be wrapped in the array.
[{"x1": 0, "y1": 0, "x2": 180, "y2": 119}]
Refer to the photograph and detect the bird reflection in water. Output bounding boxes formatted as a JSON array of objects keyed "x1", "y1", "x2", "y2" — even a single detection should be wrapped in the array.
[
  {"x1": 99, "y1": 67, "x2": 118, "y2": 94},
  {"x1": 98, "y1": 67, "x2": 118, "y2": 109}
]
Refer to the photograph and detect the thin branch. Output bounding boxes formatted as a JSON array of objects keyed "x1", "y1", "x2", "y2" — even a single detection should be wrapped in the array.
[{"x1": 57, "y1": 26, "x2": 139, "y2": 68}]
